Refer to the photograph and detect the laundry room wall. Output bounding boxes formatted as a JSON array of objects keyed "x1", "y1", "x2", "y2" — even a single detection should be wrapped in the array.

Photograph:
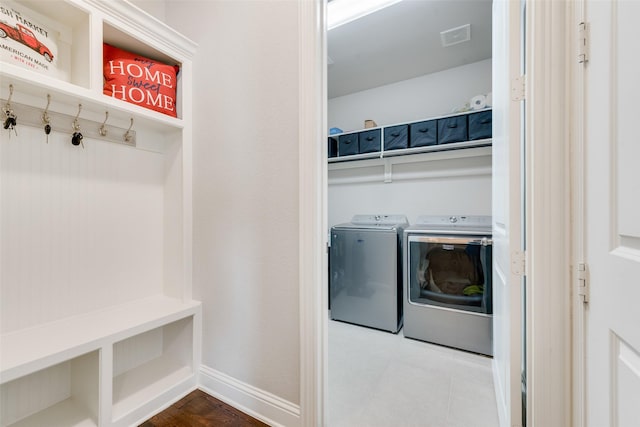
[
  {"x1": 328, "y1": 59, "x2": 491, "y2": 132},
  {"x1": 164, "y1": 1, "x2": 301, "y2": 424},
  {"x1": 328, "y1": 59, "x2": 492, "y2": 227},
  {"x1": 328, "y1": 154, "x2": 492, "y2": 227}
]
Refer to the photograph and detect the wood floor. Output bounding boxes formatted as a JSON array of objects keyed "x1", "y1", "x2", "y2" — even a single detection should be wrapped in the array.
[{"x1": 140, "y1": 389, "x2": 269, "y2": 427}]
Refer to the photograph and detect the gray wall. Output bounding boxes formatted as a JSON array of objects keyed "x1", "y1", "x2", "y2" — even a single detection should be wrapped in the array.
[
  {"x1": 328, "y1": 59, "x2": 491, "y2": 132},
  {"x1": 165, "y1": 0, "x2": 301, "y2": 406}
]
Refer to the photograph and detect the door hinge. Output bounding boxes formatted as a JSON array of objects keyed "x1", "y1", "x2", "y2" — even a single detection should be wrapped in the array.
[
  {"x1": 511, "y1": 250, "x2": 526, "y2": 277},
  {"x1": 577, "y1": 262, "x2": 589, "y2": 303},
  {"x1": 578, "y1": 22, "x2": 589, "y2": 64},
  {"x1": 511, "y1": 75, "x2": 525, "y2": 102}
]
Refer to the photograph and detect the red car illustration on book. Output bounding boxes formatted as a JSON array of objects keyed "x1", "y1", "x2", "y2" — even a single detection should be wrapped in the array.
[{"x1": 0, "y1": 21, "x2": 53, "y2": 62}]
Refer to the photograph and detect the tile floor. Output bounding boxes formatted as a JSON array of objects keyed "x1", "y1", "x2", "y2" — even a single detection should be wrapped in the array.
[{"x1": 328, "y1": 320, "x2": 500, "y2": 427}]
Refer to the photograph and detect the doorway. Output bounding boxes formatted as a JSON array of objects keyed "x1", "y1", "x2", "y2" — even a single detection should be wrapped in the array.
[
  {"x1": 325, "y1": 1, "x2": 499, "y2": 425},
  {"x1": 300, "y1": 1, "x2": 571, "y2": 427}
]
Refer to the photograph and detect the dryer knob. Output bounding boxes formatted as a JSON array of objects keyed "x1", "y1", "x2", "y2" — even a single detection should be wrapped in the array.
[{"x1": 449, "y1": 216, "x2": 458, "y2": 223}]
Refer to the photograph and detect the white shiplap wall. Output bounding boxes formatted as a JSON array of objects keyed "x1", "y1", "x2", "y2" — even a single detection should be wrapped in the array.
[{"x1": 0, "y1": 124, "x2": 166, "y2": 333}]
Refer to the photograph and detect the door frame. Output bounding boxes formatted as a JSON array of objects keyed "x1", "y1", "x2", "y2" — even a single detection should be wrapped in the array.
[
  {"x1": 298, "y1": 1, "x2": 328, "y2": 426},
  {"x1": 570, "y1": 0, "x2": 587, "y2": 425},
  {"x1": 524, "y1": 0, "x2": 572, "y2": 425},
  {"x1": 297, "y1": 1, "x2": 572, "y2": 426}
]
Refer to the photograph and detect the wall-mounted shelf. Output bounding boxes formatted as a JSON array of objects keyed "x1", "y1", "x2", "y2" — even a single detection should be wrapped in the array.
[
  {"x1": 328, "y1": 144, "x2": 492, "y2": 185},
  {"x1": 328, "y1": 138, "x2": 491, "y2": 164},
  {"x1": 328, "y1": 109, "x2": 492, "y2": 163}
]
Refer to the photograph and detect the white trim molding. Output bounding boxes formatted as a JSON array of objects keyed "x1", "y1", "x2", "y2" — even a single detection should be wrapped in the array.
[
  {"x1": 298, "y1": 1, "x2": 328, "y2": 427},
  {"x1": 491, "y1": 0, "x2": 524, "y2": 424},
  {"x1": 199, "y1": 366, "x2": 300, "y2": 427},
  {"x1": 85, "y1": 0, "x2": 198, "y2": 60},
  {"x1": 525, "y1": 0, "x2": 572, "y2": 426}
]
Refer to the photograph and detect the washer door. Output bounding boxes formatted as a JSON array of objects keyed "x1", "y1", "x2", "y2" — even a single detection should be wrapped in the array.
[{"x1": 407, "y1": 235, "x2": 492, "y2": 314}]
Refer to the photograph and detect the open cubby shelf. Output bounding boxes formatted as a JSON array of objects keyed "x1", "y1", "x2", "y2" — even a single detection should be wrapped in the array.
[
  {"x1": 1, "y1": 296, "x2": 200, "y2": 383},
  {"x1": 0, "y1": 1, "x2": 200, "y2": 426},
  {"x1": 1, "y1": 350, "x2": 99, "y2": 427},
  {"x1": 112, "y1": 356, "x2": 193, "y2": 421},
  {"x1": 7, "y1": 399, "x2": 98, "y2": 427}
]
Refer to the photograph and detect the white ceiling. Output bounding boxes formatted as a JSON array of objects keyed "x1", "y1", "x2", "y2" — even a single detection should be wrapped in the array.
[{"x1": 327, "y1": 0, "x2": 493, "y2": 99}]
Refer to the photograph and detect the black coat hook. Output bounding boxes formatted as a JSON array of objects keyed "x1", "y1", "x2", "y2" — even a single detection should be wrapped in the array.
[{"x1": 3, "y1": 84, "x2": 17, "y2": 137}]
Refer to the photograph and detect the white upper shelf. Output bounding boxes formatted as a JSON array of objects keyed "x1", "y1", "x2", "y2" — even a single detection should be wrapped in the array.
[{"x1": 1, "y1": 64, "x2": 185, "y2": 132}]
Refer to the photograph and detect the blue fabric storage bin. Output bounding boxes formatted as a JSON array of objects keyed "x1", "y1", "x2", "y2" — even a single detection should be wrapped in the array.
[
  {"x1": 328, "y1": 137, "x2": 338, "y2": 158},
  {"x1": 438, "y1": 116, "x2": 468, "y2": 144},
  {"x1": 384, "y1": 125, "x2": 408, "y2": 151},
  {"x1": 409, "y1": 120, "x2": 437, "y2": 147},
  {"x1": 358, "y1": 129, "x2": 381, "y2": 154},
  {"x1": 468, "y1": 110, "x2": 492, "y2": 140},
  {"x1": 338, "y1": 133, "x2": 358, "y2": 156}
]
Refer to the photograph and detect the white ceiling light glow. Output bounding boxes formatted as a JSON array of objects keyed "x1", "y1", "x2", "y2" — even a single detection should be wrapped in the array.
[{"x1": 328, "y1": 0, "x2": 403, "y2": 30}]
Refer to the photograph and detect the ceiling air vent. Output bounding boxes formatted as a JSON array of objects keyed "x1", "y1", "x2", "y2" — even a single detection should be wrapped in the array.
[{"x1": 440, "y1": 24, "x2": 471, "y2": 47}]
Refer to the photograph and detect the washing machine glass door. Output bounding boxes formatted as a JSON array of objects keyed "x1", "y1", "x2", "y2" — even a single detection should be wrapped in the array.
[{"x1": 407, "y1": 235, "x2": 492, "y2": 314}]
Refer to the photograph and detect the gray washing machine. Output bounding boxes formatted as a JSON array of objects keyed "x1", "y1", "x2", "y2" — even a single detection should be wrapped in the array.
[
  {"x1": 403, "y1": 215, "x2": 493, "y2": 355},
  {"x1": 329, "y1": 215, "x2": 408, "y2": 333}
]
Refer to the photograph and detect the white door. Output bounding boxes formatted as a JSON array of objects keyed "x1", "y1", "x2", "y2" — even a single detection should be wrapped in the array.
[
  {"x1": 581, "y1": 1, "x2": 640, "y2": 425},
  {"x1": 492, "y1": 0, "x2": 524, "y2": 425}
]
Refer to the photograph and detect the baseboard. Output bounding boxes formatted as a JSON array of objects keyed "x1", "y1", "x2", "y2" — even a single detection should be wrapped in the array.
[{"x1": 199, "y1": 365, "x2": 301, "y2": 427}]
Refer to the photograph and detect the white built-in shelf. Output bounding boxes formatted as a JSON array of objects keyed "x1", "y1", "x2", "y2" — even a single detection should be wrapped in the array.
[
  {"x1": 1, "y1": 1, "x2": 199, "y2": 425},
  {"x1": 1, "y1": 298, "x2": 200, "y2": 427},
  {"x1": 7, "y1": 398, "x2": 97, "y2": 427},
  {"x1": 1, "y1": 350, "x2": 99, "y2": 427},
  {"x1": 0, "y1": 296, "x2": 200, "y2": 384},
  {"x1": 112, "y1": 356, "x2": 192, "y2": 421},
  {"x1": 111, "y1": 314, "x2": 195, "y2": 422},
  {"x1": 0, "y1": 0, "x2": 198, "y2": 143},
  {"x1": 0, "y1": 65, "x2": 184, "y2": 135}
]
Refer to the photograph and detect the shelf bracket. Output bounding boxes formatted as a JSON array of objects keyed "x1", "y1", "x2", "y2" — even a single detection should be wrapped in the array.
[{"x1": 384, "y1": 159, "x2": 393, "y2": 183}]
